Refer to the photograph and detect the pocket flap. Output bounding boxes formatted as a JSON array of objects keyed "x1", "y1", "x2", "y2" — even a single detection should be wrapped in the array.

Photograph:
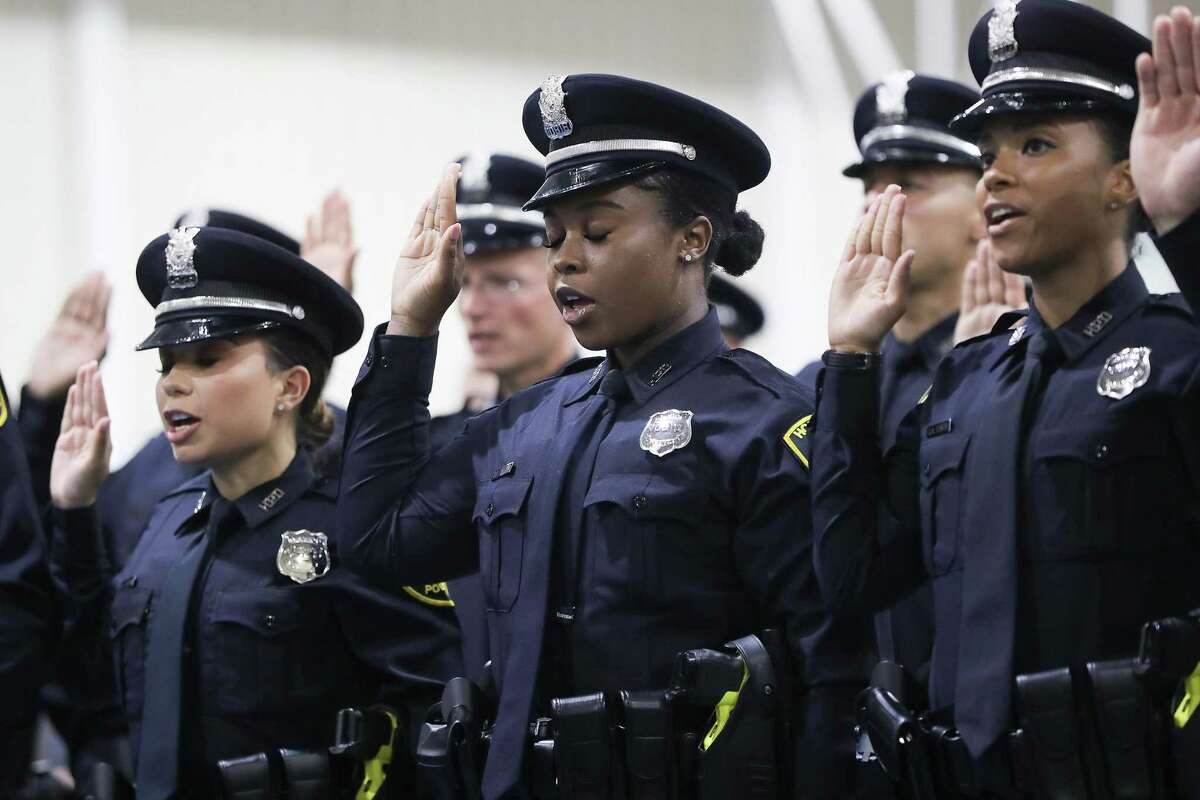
[
  {"x1": 110, "y1": 585, "x2": 151, "y2": 637},
  {"x1": 212, "y1": 589, "x2": 301, "y2": 637},
  {"x1": 472, "y1": 478, "x2": 534, "y2": 524},
  {"x1": 919, "y1": 433, "x2": 971, "y2": 487},
  {"x1": 1033, "y1": 417, "x2": 1169, "y2": 464},
  {"x1": 583, "y1": 475, "x2": 704, "y2": 526}
]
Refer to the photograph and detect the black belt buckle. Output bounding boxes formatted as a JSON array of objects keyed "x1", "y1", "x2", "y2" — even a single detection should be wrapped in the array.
[
  {"x1": 551, "y1": 692, "x2": 622, "y2": 799},
  {"x1": 618, "y1": 690, "x2": 673, "y2": 800}
]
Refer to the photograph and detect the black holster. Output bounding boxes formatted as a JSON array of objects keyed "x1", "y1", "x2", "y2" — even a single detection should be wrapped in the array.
[
  {"x1": 278, "y1": 749, "x2": 333, "y2": 800},
  {"x1": 416, "y1": 678, "x2": 492, "y2": 800},
  {"x1": 618, "y1": 690, "x2": 675, "y2": 800},
  {"x1": 215, "y1": 752, "x2": 280, "y2": 800},
  {"x1": 1015, "y1": 666, "x2": 1095, "y2": 799},
  {"x1": 551, "y1": 692, "x2": 624, "y2": 800}
]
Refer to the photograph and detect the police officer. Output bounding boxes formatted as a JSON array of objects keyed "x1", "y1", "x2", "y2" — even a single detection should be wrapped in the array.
[
  {"x1": 799, "y1": 74, "x2": 989, "y2": 694},
  {"x1": 430, "y1": 153, "x2": 577, "y2": 451},
  {"x1": 707, "y1": 273, "x2": 764, "y2": 349},
  {"x1": 0, "y1": 369, "x2": 58, "y2": 794},
  {"x1": 813, "y1": 1, "x2": 1200, "y2": 795},
  {"x1": 336, "y1": 74, "x2": 863, "y2": 798},
  {"x1": 48, "y1": 227, "x2": 461, "y2": 798}
]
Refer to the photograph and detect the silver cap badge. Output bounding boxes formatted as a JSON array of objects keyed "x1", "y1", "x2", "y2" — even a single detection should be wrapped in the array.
[
  {"x1": 165, "y1": 226, "x2": 201, "y2": 289},
  {"x1": 539, "y1": 74, "x2": 574, "y2": 140},
  {"x1": 1097, "y1": 347, "x2": 1151, "y2": 400},
  {"x1": 876, "y1": 70, "x2": 915, "y2": 125},
  {"x1": 458, "y1": 151, "x2": 491, "y2": 196},
  {"x1": 639, "y1": 409, "x2": 694, "y2": 458},
  {"x1": 989, "y1": 0, "x2": 1021, "y2": 63},
  {"x1": 276, "y1": 529, "x2": 331, "y2": 584}
]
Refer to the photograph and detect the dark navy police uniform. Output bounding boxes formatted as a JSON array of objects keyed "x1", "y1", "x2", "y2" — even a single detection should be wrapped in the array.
[
  {"x1": 0, "y1": 371, "x2": 58, "y2": 789},
  {"x1": 338, "y1": 74, "x2": 867, "y2": 799},
  {"x1": 813, "y1": 2, "x2": 1200, "y2": 794},
  {"x1": 51, "y1": 225, "x2": 461, "y2": 799},
  {"x1": 800, "y1": 73, "x2": 980, "y2": 690}
]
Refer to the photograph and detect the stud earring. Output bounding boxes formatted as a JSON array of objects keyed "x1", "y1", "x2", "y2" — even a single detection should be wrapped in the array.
[
  {"x1": 276, "y1": 403, "x2": 286, "y2": 414},
  {"x1": 683, "y1": 253, "x2": 694, "y2": 262}
]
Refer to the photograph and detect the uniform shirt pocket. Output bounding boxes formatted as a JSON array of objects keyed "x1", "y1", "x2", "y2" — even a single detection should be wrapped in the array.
[
  {"x1": 210, "y1": 588, "x2": 318, "y2": 714},
  {"x1": 1029, "y1": 415, "x2": 1175, "y2": 558},
  {"x1": 472, "y1": 478, "x2": 533, "y2": 613},
  {"x1": 109, "y1": 584, "x2": 152, "y2": 722},
  {"x1": 583, "y1": 475, "x2": 717, "y2": 602},
  {"x1": 919, "y1": 433, "x2": 972, "y2": 575}
]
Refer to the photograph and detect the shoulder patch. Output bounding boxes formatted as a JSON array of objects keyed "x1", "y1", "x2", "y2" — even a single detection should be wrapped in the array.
[
  {"x1": 0, "y1": 385, "x2": 7, "y2": 429},
  {"x1": 403, "y1": 582, "x2": 455, "y2": 608},
  {"x1": 782, "y1": 414, "x2": 813, "y2": 469}
]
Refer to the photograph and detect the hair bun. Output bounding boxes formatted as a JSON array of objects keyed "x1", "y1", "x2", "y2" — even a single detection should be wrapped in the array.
[{"x1": 716, "y1": 210, "x2": 764, "y2": 276}]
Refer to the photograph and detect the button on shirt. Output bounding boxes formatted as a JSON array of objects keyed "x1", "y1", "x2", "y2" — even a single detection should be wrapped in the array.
[
  {"x1": 337, "y1": 308, "x2": 857, "y2": 799},
  {"x1": 813, "y1": 246, "x2": 1200, "y2": 732}
]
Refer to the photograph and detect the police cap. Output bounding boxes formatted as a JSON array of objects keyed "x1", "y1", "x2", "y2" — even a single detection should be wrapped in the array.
[
  {"x1": 455, "y1": 153, "x2": 547, "y2": 255},
  {"x1": 845, "y1": 72, "x2": 981, "y2": 177},
  {"x1": 708, "y1": 274, "x2": 764, "y2": 340},
  {"x1": 521, "y1": 73, "x2": 770, "y2": 210},
  {"x1": 134, "y1": 226, "x2": 363, "y2": 357},
  {"x1": 173, "y1": 208, "x2": 300, "y2": 255},
  {"x1": 953, "y1": 0, "x2": 1150, "y2": 135}
]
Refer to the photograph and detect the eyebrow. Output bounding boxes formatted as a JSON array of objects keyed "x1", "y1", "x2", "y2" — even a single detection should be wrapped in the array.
[{"x1": 542, "y1": 199, "x2": 625, "y2": 218}]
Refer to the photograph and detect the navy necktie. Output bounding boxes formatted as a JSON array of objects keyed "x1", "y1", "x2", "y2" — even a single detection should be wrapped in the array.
[
  {"x1": 955, "y1": 330, "x2": 1061, "y2": 758},
  {"x1": 136, "y1": 497, "x2": 237, "y2": 800}
]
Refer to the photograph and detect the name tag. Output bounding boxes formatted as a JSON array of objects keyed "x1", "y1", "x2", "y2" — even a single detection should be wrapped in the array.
[{"x1": 926, "y1": 419, "x2": 953, "y2": 438}]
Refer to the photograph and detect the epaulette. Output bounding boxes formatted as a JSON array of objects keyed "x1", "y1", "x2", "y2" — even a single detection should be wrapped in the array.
[
  {"x1": 526, "y1": 355, "x2": 605, "y2": 390},
  {"x1": 160, "y1": 471, "x2": 211, "y2": 500},
  {"x1": 952, "y1": 309, "x2": 1028, "y2": 350},
  {"x1": 716, "y1": 349, "x2": 787, "y2": 400},
  {"x1": 1147, "y1": 292, "x2": 1193, "y2": 317}
]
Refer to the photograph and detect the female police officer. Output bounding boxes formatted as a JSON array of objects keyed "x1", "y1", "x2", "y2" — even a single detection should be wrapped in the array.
[
  {"x1": 337, "y1": 75, "x2": 866, "y2": 798},
  {"x1": 813, "y1": 0, "x2": 1200, "y2": 795},
  {"x1": 48, "y1": 227, "x2": 461, "y2": 798}
]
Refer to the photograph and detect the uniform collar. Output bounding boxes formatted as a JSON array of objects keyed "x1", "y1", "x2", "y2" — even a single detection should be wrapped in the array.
[
  {"x1": 883, "y1": 313, "x2": 958, "y2": 372},
  {"x1": 991, "y1": 265, "x2": 1147, "y2": 369},
  {"x1": 563, "y1": 306, "x2": 726, "y2": 407},
  {"x1": 171, "y1": 451, "x2": 314, "y2": 534}
]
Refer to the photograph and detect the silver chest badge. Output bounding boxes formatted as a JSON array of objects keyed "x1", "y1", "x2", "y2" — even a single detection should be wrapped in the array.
[
  {"x1": 276, "y1": 529, "x2": 331, "y2": 584},
  {"x1": 875, "y1": 70, "x2": 915, "y2": 125},
  {"x1": 539, "y1": 74, "x2": 574, "y2": 140},
  {"x1": 1097, "y1": 347, "x2": 1151, "y2": 400},
  {"x1": 989, "y1": 0, "x2": 1021, "y2": 62},
  {"x1": 640, "y1": 409, "x2": 694, "y2": 458},
  {"x1": 165, "y1": 226, "x2": 200, "y2": 289}
]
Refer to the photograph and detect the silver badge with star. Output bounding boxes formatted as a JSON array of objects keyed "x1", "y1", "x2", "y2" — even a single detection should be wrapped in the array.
[
  {"x1": 1097, "y1": 347, "x2": 1151, "y2": 400},
  {"x1": 539, "y1": 74, "x2": 574, "y2": 140},
  {"x1": 276, "y1": 529, "x2": 331, "y2": 584},
  {"x1": 165, "y1": 226, "x2": 201, "y2": 289},
  {"x1": 639, "y1": 409, "x2": 694, "y2": 458}
]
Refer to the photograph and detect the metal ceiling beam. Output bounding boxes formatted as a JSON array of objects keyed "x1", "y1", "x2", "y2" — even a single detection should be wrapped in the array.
[{"x1": 819, "y1": 0, "x2": 903, "y2": 83}]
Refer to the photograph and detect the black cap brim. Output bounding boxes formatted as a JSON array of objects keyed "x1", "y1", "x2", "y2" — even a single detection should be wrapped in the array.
[
  {"x1": 135, "y1": 316, "x2": 283, "y2": 352},
  {"x1": 950, "y1": 90, "x2": 1113, "y2": 137},
  {"x1": 524, "y1": 160, "x2": 665, "y2": 211},
  {"x1": 842, "y1": 146, "x2": 982, "y2": 178}
]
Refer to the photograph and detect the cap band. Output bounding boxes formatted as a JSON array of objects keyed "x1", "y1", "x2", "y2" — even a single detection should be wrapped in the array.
[
  {"x1": 982, "y1": 66, "x2": 1135, "y2": 100},
  {"x1": 859, "y1": 124, "x2": 981, "y2": 159},
  {"x1": 457, "y1": 203, "x2": 544, "y2": 227},
  {"x1": 155, "y1": 295, "x2": 306, "y2": 321},
  {"x1": 546, "y1": 138, "x2": 696, "y2": 167}
]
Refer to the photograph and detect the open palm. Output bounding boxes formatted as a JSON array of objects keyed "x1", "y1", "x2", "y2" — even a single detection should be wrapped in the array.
[
  {"x1": 1132, "y1": 8, "x2": 1200, "y2": 234},
  {"x1": 388, "y1": 164, "x2": 467, "y2": 336},
  {"x1": 828, "y1": 185, "x2": 915, "y2": 352},
  {"x1": 50, "y1": 362, "x2": 112, "y2": 509}
]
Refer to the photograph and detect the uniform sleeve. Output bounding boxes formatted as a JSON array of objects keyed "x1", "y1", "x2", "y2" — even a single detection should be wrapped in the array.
[
  {"x1": 1152, "y1": 210, "x2": 1200, "y2": 313},
  {"x1": 15, "y1": 386, "x2": 65, "y2": 513},
  {"x1": 0, "y1": 379, "x2": 59, "y2": 780},
  {"x1": 811, "y1": 362, "x2": 926, "y2": 617},
  {"x1": 336, "y1": 325, "x2": 480, "y2": 590},
  {"x1": 727, "y1": 391, "x2": 874, "y2": 800}
]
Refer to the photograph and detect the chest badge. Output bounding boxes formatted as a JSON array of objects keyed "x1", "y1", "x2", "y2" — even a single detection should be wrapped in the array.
[
  {"x1": 639, "y1": 409, "x2": 694, "y2": 458},
  {"x1": 1097, "y1": 346, "x2": 1151, "y2": 400},
  {"x1": 276, "y1": 530, "x2": 331, "y2": 584}
]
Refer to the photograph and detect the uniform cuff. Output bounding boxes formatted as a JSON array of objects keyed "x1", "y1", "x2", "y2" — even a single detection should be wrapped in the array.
[
  {"x1": 351, "y1": 322, "x2": 439, "y2": 400},
  {"x1": 49, "y1": 505, "x2": 108, "y2": 572},
  {"x1": 814, "y1": 362, "x2": 881, "y2": 440},
  {"x1": 1152, "y1": 210, "x2": 1200, "y2": 301}
]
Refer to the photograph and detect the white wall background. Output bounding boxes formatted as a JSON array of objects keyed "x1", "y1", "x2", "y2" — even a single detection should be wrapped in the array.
[{"x1": 0, "y1": 0, "x2": 1177, "y2": 466}]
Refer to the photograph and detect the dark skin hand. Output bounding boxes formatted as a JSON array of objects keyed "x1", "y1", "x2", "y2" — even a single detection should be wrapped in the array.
[{"x1": 541, "y1": 180, "x2": 712, "y2": 370}]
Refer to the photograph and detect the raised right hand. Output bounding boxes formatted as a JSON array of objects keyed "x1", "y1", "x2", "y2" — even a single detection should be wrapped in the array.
[
  {"x1": 953, "y1": 239, "x2": 1027, "y2": 344},
  {"x1": 27, "y1": 272, "x2": 111, "y2": 401},
  {"x1": 387, "y1": 164, "x2": 467, "y2": 337},
  {"x1": 827, "y1": 185, "x2": 914, "y2": 353},
  {"x1": 49, "y1": 362, "x2": 112, "y2": 509}
]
